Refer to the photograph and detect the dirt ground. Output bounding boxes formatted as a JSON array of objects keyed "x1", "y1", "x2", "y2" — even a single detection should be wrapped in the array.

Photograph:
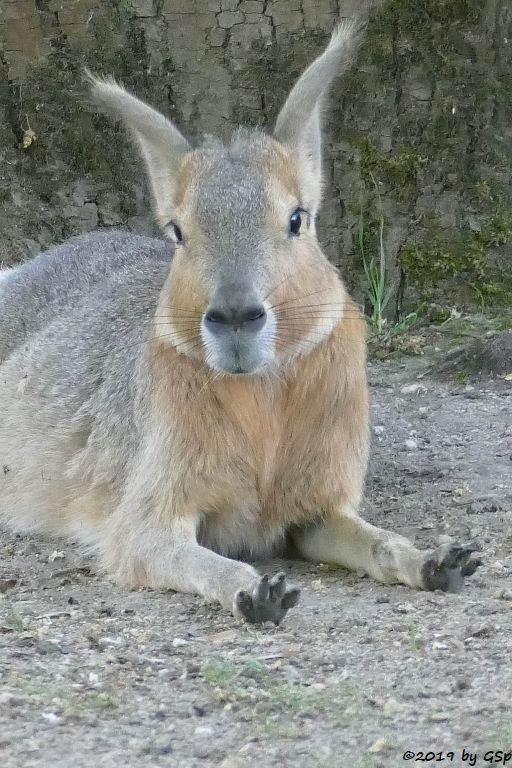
[{"x1": 1, "y1": 353, "x2": 511, "y2": 768}]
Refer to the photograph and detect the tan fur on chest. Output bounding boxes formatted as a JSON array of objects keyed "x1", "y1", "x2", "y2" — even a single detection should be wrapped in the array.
[{"x1": 148, "y1": 309, "x2": 368, "y2": 552}]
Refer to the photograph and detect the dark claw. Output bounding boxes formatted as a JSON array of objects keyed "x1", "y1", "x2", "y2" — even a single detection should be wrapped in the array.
[
  {"x1": 422, "y1": 543, "x2": 482, "y2": 593},
  {"x1": 272, "y1": 573, "x2": 287, "y2": 599},
  {"x1": 234, "y1": 572, "x2": 300, "y2": 625}
]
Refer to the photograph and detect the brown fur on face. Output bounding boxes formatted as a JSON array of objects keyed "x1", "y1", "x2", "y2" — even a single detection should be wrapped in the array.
[{"x1": 153, "y1": 138, "x2": 352, "y2": 371}]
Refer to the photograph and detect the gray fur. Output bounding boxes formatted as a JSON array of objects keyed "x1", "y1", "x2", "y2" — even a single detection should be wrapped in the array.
[
  {"x1": 0, "y1": 232, "x2": 171, "y2": 362},
  {"x1": 0, "y1": 232, "x2": 172, "y2": 533}
]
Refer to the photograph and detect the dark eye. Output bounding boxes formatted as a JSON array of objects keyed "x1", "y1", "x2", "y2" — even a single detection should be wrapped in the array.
[
  {"x1": 289, "y1": 209, "x2": 302, "y2": 236},
  {"x1": 166, "y1": 221, "x2": 183, "y2": 244},
  {"x1": 172, "y1": 223, "x2": 183, "y2": 244}
]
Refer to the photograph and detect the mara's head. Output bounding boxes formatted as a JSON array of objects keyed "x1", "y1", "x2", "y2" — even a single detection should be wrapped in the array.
[{"x1": 89, "y1": 21, "x2": 361, "y2": 376}]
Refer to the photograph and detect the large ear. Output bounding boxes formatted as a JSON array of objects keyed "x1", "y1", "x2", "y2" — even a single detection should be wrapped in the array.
[
  {"x1": 273, "y1": 20, "x2": 362, "y2": 213},
  {"x1": 86, "y1": 72, "x2": 191, "y2": 228}
]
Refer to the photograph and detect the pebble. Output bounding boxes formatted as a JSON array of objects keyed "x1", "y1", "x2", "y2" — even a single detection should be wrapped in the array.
[
  {"x1": 172, "y1": 637, "x2": 189, "y2": 647},
  {"x1": 495, "y1": 588, "x2": 512, "y2": 600},
  {"x1": 41, "y1": 712, "x2": 62, "y2": 724},
  {"x1": 369, "y1": 738, "x2": 390, "y2": 753},
  {"x1": 393, "y1": 602, "x2": 416, "y2": 614},
  {"x1": 404, "y1": 438, "x2": 418, "y2": 451},
  {"x1": 382, "y1": 698, "x2": 401, "y2": 716},
  {"x1": 218, "y1": 758, "x2": 245, "y2": 768},
  {"x1": 400, "y1": 383, "x2": 427, "y2": 395},
  {"x1": 489, "y1": 560, "x2": 507, "y2": 574},
  {"x1": 194, "y1": 726, "x2": 214, "y2": 737},
  {"x1": 48, "y1": 550, "x2": 65, "y2": 563}
]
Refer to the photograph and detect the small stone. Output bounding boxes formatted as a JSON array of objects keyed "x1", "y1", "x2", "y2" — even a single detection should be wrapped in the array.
[
  {"x1": 98, "y1": 636, "x2": 123, "y2": 648},
  {"x1": 194, "y1": 726, "x2": 214, "y2": 737},
  {"x1": 42, "y1": 711, "x2": 62, "y2": 724},
  {"x1": 172, "y1": 637, "x2": 188, "y2": 647},
  {"x1": 405, "y1": 438, "x2": 418, "y2": 451},
  {"x1": 495, "y1": 588, "x2": 512, "y2": 601},
  {"x1": 393, "y1": 602, "x2": 416, "y2": 614},
  {"x1": 0, "y1": 691, "x2": 24, "y2": 705},
  {"x1": 369, "y1": 738, "x2": 390, "y2": 753},
  {"x1": 373, "y1": 425, "x2": 385, "y2": 435},
  {"x1": 219, "y1": 756, "x2": 245, "y2": 768},
  {"x1": 382, "y1": 698, "x2": 401, "y2": 716},
  {"x1": 48, "y1": 550, "x2": 65, "y2": 563},
  {"x1": 466, "y1": 625, "x2": 491, "y2": 639},
  {"x1": 400, "y1": 383, "x2": 426, "y2": 395},
  {"x1": 428, "y1": 710, "x2": 451, "y2": 722}
]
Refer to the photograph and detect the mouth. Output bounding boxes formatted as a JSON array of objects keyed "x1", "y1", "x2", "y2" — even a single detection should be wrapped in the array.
[
  {"x1": 217, "y1": 352, "x2": 261, "y2": 376},
  {"x1": 201, "y1": 309, "x2": 276, "y2": 375}
]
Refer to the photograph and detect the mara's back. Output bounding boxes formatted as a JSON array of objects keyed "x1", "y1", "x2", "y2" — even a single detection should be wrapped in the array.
[
  {"x1": 0, "y1": 231, "x2": 172, "y2": 362},
  {"x1": 0, "y1": 231, "x2": 173, "y2": 540}
]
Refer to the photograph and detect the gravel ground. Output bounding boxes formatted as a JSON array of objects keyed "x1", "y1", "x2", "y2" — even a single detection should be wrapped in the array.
[{"x1": 1, "y1": 357, "x2": 511, "y2": 768}]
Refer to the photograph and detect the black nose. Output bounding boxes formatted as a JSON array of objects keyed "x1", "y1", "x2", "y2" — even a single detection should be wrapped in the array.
[{"x1": 204, "y1": 303, "x2": 267, "y2": 334}]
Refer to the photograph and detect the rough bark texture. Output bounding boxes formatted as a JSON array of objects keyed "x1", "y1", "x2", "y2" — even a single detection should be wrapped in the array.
[{"x1": 0, "y1": 0, "x2": 511, "y2": 311}]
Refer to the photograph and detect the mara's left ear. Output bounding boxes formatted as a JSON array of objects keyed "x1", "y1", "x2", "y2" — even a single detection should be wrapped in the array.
[{"x1": 273, "y1": 20, "x2": 362, "y2": 214}]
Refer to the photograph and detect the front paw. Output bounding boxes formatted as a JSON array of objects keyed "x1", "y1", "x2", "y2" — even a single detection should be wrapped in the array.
[
  {"x1": 421, "y1": 543, "x2": 482, "y2": 593},
  {"x1": 233, "y1": 573, "x2": 300, "y2": 625}
]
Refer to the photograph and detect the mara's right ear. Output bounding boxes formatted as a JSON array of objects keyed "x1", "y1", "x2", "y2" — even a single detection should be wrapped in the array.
[
  {"x1": 86, "y1": 71, "x2": 191, "y2": 228},
  {"x1": 273, "y1": 20, "x2": 362, "y2": 214}
]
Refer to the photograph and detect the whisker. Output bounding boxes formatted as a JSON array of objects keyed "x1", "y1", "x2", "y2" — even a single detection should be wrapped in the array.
[
  {"x1": 153, "y1": 321, "x2": 199, "y2": 333},
  {"x1": 152, "y1": 308, "x2": 204, "y2": 316},
  {"x1": 272, "y1": 330, "x2": 369, "y2": 348},
  {"x1": 268, "y1": 288, "x2": 341, "y2": 312},
  {"x1": 106, "y1": 330, "x2": 202, "y2": 357},
  {"x1": 275, "y1": 314, "x2": 359, "y2": 323},
  {"x1": 274, "y1": 303, "x2": 363, "y2": 314},
  {"x1": 262, "y1": 272, "x2": 295, "y2": 303},
  {"x1": 196, "y1": 368, "x2": 224, "y2": 397},
  {"x1": 152, "y1": 313, "x2": 203, "y2": 320}
]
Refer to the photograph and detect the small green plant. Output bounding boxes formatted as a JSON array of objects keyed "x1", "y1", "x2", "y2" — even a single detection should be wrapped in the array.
[
  {"x1": 200, "y1": 660, "x2": 238, "y2": 687},
  {"x1": 358, "y1": 172, "x2": 395, "y2": 333},
  {"x1": 388, "y1": 311, "x2": 419, "y2": 337},
  {"x1": 454, "y1": 370, "x2": 469, "y2": 384}
]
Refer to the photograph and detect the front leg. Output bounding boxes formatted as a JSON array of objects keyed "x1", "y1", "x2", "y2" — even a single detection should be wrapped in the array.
[
  {"x1": 102, "y1": 516, "x2": 300, "y2": 624},
  {"x1": 294, "y1": 511, "x2": 481, "y2": 592}
]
